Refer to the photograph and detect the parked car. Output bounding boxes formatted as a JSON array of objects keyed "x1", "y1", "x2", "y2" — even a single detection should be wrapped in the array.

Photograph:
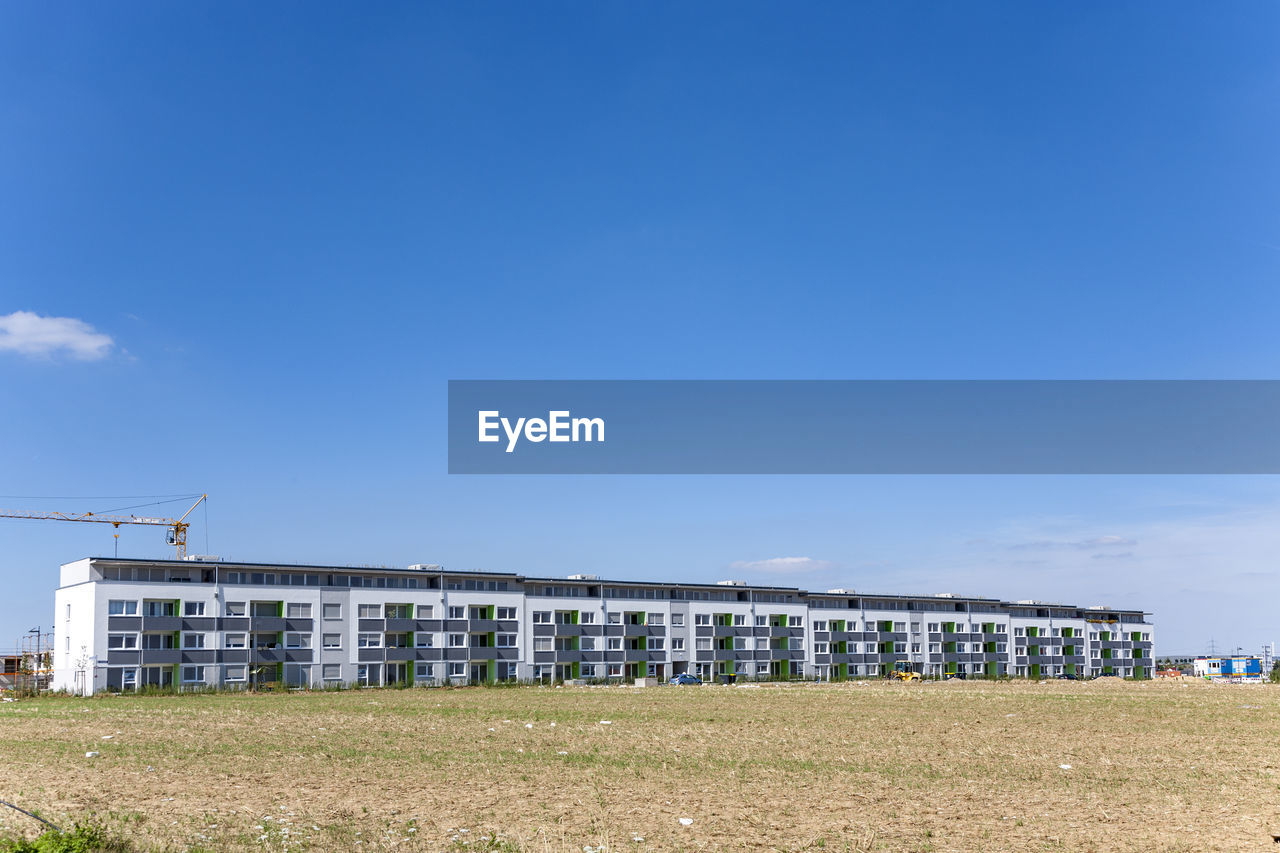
[
  {"x1": 669, "y1": 673, "x2": 702, "y2": 685},
  {"x1": 1056, "y1": 673, "x2": 1079, "y2": 680}
]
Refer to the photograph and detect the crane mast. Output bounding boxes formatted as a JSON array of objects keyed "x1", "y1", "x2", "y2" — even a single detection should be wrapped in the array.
[{"x1": 0, "y1": 494, "x2": 207, "y2": 559}]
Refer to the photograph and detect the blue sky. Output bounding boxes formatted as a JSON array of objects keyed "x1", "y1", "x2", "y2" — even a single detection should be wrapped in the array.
[{"x1": 2, "y1": 3, "x2": 1278, "y2": 654}]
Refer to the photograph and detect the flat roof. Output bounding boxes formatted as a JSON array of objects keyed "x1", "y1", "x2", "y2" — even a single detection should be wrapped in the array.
[{"x1": 76, "y1": 556, "x2": 1149, "y2": 615}]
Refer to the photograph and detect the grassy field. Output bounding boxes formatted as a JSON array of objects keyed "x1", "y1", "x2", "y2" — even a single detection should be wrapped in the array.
[{"x1": 0, "y1": 679, "x2": 1276, "y2": 852}]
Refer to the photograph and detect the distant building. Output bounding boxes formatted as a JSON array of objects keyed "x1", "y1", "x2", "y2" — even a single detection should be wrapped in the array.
[
  {"x1": 53, "y1": 556, "x2": 1156, "y2": 694},
  {"x1": 1193, "y1": 656, "x2": 1263, "y2": 682}
]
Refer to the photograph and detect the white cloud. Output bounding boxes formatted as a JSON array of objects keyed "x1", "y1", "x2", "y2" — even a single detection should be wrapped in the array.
[
  {"x1": 728, "y1": 556, "x2": 833, "y2": 574},
  {"x1": 0, "y1": 310, "x2": 114, "y2": 360},
  {"x1": 1009, "y1": 535, "x2": 1136, "y2": 551}
]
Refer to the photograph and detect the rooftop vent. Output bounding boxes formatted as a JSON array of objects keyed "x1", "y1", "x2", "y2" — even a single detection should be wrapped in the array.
[
  {"x1": 183, "y1": 555, "x2": 222, "y2": 562},
  {"x1": 1086, "y1": 604, "x2": 1112, "y2": 610},
  {"x1": 717, "y1": 579, "x2": 746, "y2": 586},
  {"x1": 934, "y1": 593, "x2": 960, "y2": 598},
  {"x1": 567, "y1": 573, "x2": 599, "y2": 581},
  {"x1": 407, "y1": 563, "x2": 441, "y2": 572},
  {"x1": 1015, "y1": 599, "x2": 1046, "y2": 605},
  {"x1": 827, "y1": 588, "x2": 855, "y2": 594}
]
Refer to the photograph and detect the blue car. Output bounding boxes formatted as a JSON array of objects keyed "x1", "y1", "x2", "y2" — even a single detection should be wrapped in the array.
[{"x1": 669, "y1": 673, "x2": 702, "y2": 685}]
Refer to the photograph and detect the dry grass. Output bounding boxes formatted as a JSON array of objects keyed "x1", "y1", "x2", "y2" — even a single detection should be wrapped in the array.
[{"x1": 0, "y1": 679, "x2": 1277, "y2": 852}]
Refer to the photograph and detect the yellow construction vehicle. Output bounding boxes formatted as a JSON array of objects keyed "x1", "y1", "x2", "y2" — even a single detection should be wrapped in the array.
[
  {"x1": 0, "y1": 494, "x2": 207, "y2": 559},
  {"x1": 890, "y1": 662, "x2": 921, "y2": 682}
]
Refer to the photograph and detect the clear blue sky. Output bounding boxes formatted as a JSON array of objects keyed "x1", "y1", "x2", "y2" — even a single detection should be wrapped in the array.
[{"x1": 2, "y1": 3, "x2": 1278, "y2": 654}]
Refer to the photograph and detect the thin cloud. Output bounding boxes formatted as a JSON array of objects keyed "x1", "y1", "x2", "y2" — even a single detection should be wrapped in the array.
[
  {"x1": 1010, "y1": 535, "x2": 1136, "y2": 552},
  {"x1": 728, "y1": 556, "x2": 833, "y2": 574},
  {"x1": 0, "y1": 311, "x2": 114, "y2": 360}
]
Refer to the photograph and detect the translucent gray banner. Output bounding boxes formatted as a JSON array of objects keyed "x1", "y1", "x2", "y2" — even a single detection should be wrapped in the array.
[{"x1": 447, "y1": 380, "x2": 1280, "y2": 474}]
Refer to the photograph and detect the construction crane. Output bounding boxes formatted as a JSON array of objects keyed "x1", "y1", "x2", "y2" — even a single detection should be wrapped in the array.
[{"x1": 0, "y1": 494, "x2": 207, "y2": 559}]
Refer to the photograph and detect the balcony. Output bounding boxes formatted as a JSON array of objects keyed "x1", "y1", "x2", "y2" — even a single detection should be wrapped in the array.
[
  {"x1": 251, "y1": 617, "x2": 287, "y2": 632},
  {"x1": 141, "y1": 616, "x2": 182, "y2": 632}
]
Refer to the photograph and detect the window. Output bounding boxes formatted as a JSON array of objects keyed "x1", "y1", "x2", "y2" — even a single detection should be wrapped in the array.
[
  {"x1": 534, "y1": 637, "x2": 553, "y2": 652},
  {"x1": 181, "y1": 666, "x2": 204, "y2": 683},
  {"x1": 671, "y1": 638, "x2": 685, "y2": 651},
  {"x1": 107, "y1": 634, "x2": 137, "y2": 650},
  {"x1": 358, "y1": 604, "x2": 380, "y2": 619},
  {"x1": 695, "y1": 614, "x2": 711, "y2": 626},
  {"x1": 322, "y1": 633, "x2": 342, "y2": 649},
  {"x1": 225, "y1": 633, "x2": 246, "y2": 649},
  {"x1": 927, "y1": 622, "x2": 939, "y2": 632},
  {"x1": 608, "y1": 612, "x2": 621, "y2": 624},
  {"x1": 792, "y1": 638, "x2": 804, "y2": 650},
  {"x1": 696, "y1": 638, "x2": 712, "y2": 651},
  {"x1": 1014, "y1": 627, "x2": 1024, "y2": 636},
  {"x1": 448, "y1": 662, "x2": 465, "y2": 678},
  {"x1": 910, "y1": 623, "x2": 921, "y2": 633},
  {"x1": 225, "y1": 601, "x2": 246, "y2": 617},
  {"x1": 734, "y1": 637, "x2": 750, "y2": 650},
  {"x1": 579, "y1": 664, "x2": 595, "y2": 678},
  {"x1": 997, "y1": 624, "x2": 1007, "y2": 634},
  {"x1": 893, "y1": 622, "x2": 906, "y2": 632},
  {"x1": 120, "y1": 668, "x2": 138, "y2": 688},
  {"x1": 225, "y1": 665, "x2": 246, "y2": 682},
  {"x1": 143, "y1": 600, "x2": 175, "y2": 617},
  {"x1": 929, "y1": 643, "x2": 940, "y2": 653},
  {"x1": 911, "y1": 643, "x2": 920, "y2": 654},
  {"x1": 184, "y1": 601, "x2": 207, "y2": 617},
  {"x1": 533, "y1": 611, "x2": 551, "y2": 624},
  {"x1": 650, "y1": 638, "x2": 665, "y2": 650},
  {"x1": 448, "y1": 606, "x2": 465, "y2": 619},
  {"x1": 813, "y1": 621, "x2": 827, "y2": 632},
  {"x1": 671, "y1": 613, "x2": 684, "y2": 626},
  {"x1": 412, "y1": 604, "x2": 432, "y2": 619},
  {"x1": 789, "y1": 616, "x2": 803, "y2": 627},
  {"x1": 285, "y1": 633, "x2": 311, "y2": 649},
  {"x1": 415, "y1": 662, "x2": 434, "y2": 681},
  {"x1": 324, "y1": 664, "x2": 342, "y2": 681},
  {"x1": 955, "y1": 642, "x2": 966, "y2": 653},
  {"x1": 358, "y1": 633, "x2": 381, "y2": 648},
  {"x1": 608, "y1": 664, "x2": 622, "y2": 677},
  {"x1": 471, "y1": 606, "x2": 489, "y2": 621},
  {"x1": 607, "y1": 637, "x2": 622, "y2": 650},
  {"x1": 323, "y1": 603, "x2": 342, "y2": 620},
  {"x1": 497, "y1": 633, "x2": 517, "y2": 648},
  {"x1": 447, "y1": 633, "x2": 465, "y2": 647},
  {"x1": 496, "y1": 606, "x2": 516, "y2": 620},
  {"x1": 415, "y1": 632, "x2": 434, "y2": 648},
  {"x1": 997, "y1": 643, "x2": 1007, "y2": 653},
  {"x1": 756, "y1": 615, "x2": 767, "y2": 627},
  {"x1": 649, "y1": 613, "x2": 665, "y2": 626},
  {"x1": 894, "y1": 642, "x2": 906, "y2": 653},
  {"x1": 732, "y1": 614, "x2": 745, "y2": 626},
  {"x1": 578, "y1": 636, "x2": 595, "y2": 651},
  {"x1": 814, "y1": 642, "x2": 829, "y2": 654},
  {"x1": 1142, "y1": 632, "x2": 1151, "y2": 642},
  {"x1": 182, "y1": 633, "x2": 205, "y2": 649},
  {"x1": 108, "y1": 600, "x2": 138, "y2": 616},
  {"x1": 578, "y1": 611, "x2": 595, "y2": 624},
  {"x1": 286, "y1": 603, "x2": 311, "y2": 619}
]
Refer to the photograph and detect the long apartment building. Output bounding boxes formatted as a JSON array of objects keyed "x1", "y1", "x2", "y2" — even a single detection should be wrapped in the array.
[{"x1": 52, "y1": 557, "x2": 1155, "y2": 694}]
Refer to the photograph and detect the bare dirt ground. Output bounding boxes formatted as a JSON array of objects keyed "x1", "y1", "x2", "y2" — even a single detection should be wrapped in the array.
[{"x1": 1, "y1": 679, "x2": 1277, "y2": 852}]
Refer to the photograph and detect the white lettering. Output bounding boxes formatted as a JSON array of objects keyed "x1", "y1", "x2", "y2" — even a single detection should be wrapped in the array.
[
  {"x1": 501, "y1": 417, "x2": 526, "y2": 453},
  {"x1": 478, "y1": 410, "x2": 605, "y2": 453},
  {"x1": 478, "y1": 411, "x2": 500, "y2": 443},
  {"x1": 548, "y1": 410, "x2": 570, "y2": 442},
  {"x1": 572, "y1": 416, "x2": 605, "y2": 442}
]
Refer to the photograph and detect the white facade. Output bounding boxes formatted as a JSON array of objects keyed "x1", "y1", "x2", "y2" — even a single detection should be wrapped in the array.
[{"x1": 53, "y1": 557, "x2": 1155, "y2": 694}]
